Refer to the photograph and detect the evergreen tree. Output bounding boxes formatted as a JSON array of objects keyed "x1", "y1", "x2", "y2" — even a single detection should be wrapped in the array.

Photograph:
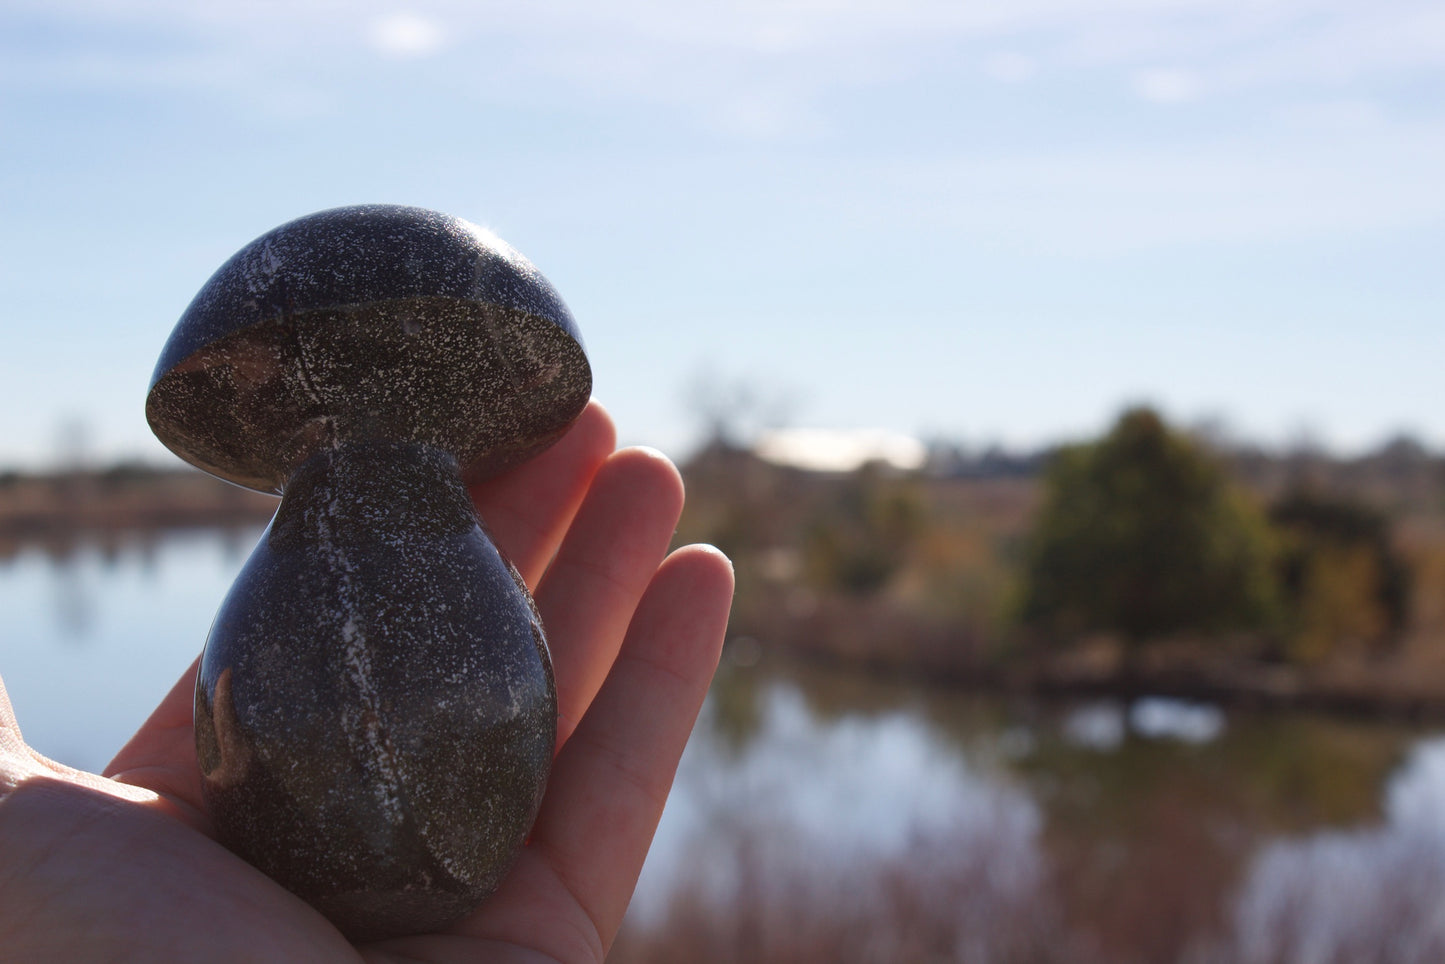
[{"x1": 1022, "y1": 408, "x2": 1278, "y2": 644}]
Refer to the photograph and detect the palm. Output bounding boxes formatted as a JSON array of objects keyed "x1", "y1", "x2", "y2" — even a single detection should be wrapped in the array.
[{"x1": 0, "y1": 402, "x2": 733, "y2": 963}]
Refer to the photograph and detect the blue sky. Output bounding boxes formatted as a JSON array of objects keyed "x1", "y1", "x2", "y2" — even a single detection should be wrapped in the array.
[{"x1": 1, "y1": 0, "x2": 1442, "y2": 469}]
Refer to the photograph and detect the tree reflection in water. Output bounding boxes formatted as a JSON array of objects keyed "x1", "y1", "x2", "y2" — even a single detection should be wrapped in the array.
[
  {"x1": 1226, "y1": 738, "x2": 1445, "y2": 964},
  {"x1": 621, "y1": 662, "x2": 1058, "y2": 962},
  {"x1": 615, "y1": 656, "x2": 1441, "y2": 964}
]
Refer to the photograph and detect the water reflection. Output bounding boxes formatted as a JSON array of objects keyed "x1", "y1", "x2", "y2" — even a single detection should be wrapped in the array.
[
  {"x1": 620, "y1": 657, "x2": 1438, "y2": 963},
  {"x1": 1131, "y1": 697, "x2": 1227, "y2": 744},
  {"x1": 629, "y1": 665, "x2": 1054, "y2": 961},
  {"x1": 1063, "y1": 701, "x2": 1127, "y2": 750},
  {"x1": 0, "y1": 528, "x2": 263, "y2": 772},
  {"x1": 1387, "y1": 737, "x2": 1445, "y2": 832},
  {"x1": 635, "y1": 679, "x2": 1043, "y2": 924},
  {"x1": 1227, "y1": 737, "x2": 1445, "y2": 963},
  {"x1": 1062, "y1": 697, "x2": 1227, "y2": 753},
  {"x1": 7, "y1": 532, "x2": 1445, "y2": 961},
  {"x1": 50, "y1": 551, "x2": 98, "y2": 641}
]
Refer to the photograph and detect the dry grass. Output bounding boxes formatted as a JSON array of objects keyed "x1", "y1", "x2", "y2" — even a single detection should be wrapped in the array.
[
  {"x1": 0, "y1": 466, "x2": 274, "y2": 560},
  {"x1": 611, "y1": 821, "x2": 1084, "y2": 964},
  {"x1": 681, "y1": 446, "x2": 1445, "y2": 716},
  {"x1": 612, "y1": 790, "x2": 1445, "y2": 964}
]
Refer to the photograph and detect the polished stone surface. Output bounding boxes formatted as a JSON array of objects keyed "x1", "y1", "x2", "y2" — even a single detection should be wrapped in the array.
[
  {"x1": 195, "y1": 442, "x2": 554, "y2": 940},
  {"x1": 147, "y1": 205, "x2": 591, "y2": 494},
  {"x1": 147, "y1": 206, "x2": 589, "y2": 940}
]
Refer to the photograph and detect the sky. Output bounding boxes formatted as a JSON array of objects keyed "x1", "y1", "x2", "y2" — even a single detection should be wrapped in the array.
[{"x1": 1, "y1": 0, "x2": 1442, "y2": 471}]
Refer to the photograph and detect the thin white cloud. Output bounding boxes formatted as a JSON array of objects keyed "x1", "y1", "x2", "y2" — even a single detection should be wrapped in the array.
[
  {"x1": 8, "y1": 0, "x2": 1444, "y2": 99},
  {"x1": 982, "y1": 51, "x2": 1038, "y2": 83},
  {"x1": 367, "y1": 13, "x2": 447, "y2": 59},
  {"x1": 1, "y1": 0, "x2": 1439, "y2": 242},
  {"x1": 1133, "y1": 67, "x2": 1202, "y2": 103},
  {"x1": 713, "y1": 92, "x2": 826, "y2": 140},
  {"x1": 1279, "y1": 97, "x2": 1387, "y2": 132}
]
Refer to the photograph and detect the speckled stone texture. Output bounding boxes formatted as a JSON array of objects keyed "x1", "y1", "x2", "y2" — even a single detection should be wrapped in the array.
[
  {"x1": 147, "y1": 205, "x2": 590, "y2": 493},
  {"x1": 145, "y1": 206, "x2": 591, "y2": 941},
  {"x1": 196, "y1": 442, "x2": 554, "y2": 940}
]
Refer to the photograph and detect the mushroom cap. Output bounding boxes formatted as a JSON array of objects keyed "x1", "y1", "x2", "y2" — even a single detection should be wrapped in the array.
[{"x1": 146, "y1": 205, "x2": 591, "y2": 493}]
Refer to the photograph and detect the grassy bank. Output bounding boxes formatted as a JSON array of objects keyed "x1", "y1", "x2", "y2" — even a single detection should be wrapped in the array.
[
  {"x1": 0, "y1": 464, "x2": 276, "y2": 559},
  {"x1": 677, "y1": 439, "x2": 1445, "y2": 717}
]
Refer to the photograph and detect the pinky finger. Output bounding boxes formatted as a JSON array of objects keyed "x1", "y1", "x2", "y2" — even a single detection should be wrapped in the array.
[{"x1": 528, "y1": 544, "x2": 733, "y2": 949}]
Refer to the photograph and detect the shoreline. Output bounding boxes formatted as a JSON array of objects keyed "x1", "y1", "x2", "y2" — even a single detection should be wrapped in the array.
[
  {"x1": 748, "y1": 636, "x2": 1445, "y2": 724},
  {"x1": 0, "y1": 467, "x2": 276, "y2": 557},
  {"x1": 7, "y1": 459, "x2": 1444, "y2": 724}
]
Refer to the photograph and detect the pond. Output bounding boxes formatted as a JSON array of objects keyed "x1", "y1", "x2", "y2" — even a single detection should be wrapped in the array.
[{"x1": 4, "y1": 529, "x2": 1444, "y2": 962}]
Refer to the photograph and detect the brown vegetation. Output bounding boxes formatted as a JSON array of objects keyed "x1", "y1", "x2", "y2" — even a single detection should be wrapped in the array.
[
  {"x1": 611, "y1": 653, "x2": 1439, "y2": 964},
  {"x1": 3, "y1": 417, "x2": 1443, "y2": 713},
  {"x1": 0, "y1": 464, "x2": 275, "y2": 561},
  {"x1": 610, "y1": 821, "x2": 1079, "y2": 964},
  {"x1": 678, "y1": 420, "x2": 1445, "y2": 717}
]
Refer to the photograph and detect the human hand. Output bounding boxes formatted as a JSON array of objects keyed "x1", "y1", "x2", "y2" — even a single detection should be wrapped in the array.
[{"x1": 0, "y1": 401, "x2": 734, "y2": 963}]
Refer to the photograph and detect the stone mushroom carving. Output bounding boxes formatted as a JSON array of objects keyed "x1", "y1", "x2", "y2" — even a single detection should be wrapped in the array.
[{"x1": 145, "y1": 205, "x2": 591, "y2": 941}]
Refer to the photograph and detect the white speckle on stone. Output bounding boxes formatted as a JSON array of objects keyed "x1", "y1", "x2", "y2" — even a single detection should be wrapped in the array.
[
  {"x1": 505, "y1": 681, "x2": 522, "y2": 721},
  {"x1": 320, "y1": 485, "x2": 406, "y2": 825},
  {"x1": 245, "y1": 239, "x2": 286, "y2": 296},
  {"x1": 434, "y1": 847, "x2": 471, "y2": 881}
]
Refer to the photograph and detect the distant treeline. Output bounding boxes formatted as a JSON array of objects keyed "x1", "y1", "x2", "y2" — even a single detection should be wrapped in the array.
[
  {"x1": 680, "y1": 410, "x2": 1445, "y2": 715},
  {"x1": 0, "y1": 463, "x2": 276, "y2": 559},
  {"x1": 928, "y1": 429, "x2": 1444, "y2": 500},
  {"x1": 4, "y1": 420, "x2": 1445, "y2": 713}
]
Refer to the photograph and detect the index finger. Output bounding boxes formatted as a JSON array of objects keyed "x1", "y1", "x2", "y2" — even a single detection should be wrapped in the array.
[{"x1": 467, "y1": 400, "x2": 617, "y2": 587}]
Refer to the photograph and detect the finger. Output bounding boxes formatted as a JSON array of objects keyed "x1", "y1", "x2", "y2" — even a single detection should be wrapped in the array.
[
  {"x1": 533, "y1": 448, "x2": 685, "y2": 746},
  {"x1": 0, "y1": 667, "x2": 167, "y2": 809},
  {"x1": 0, "y1": 673, "x2": 19, "y2": 740},
  {"x1": 528, "y1": 545, "x2": 733, "y2": 949},
  {"x1": 468, "y1": 400, "x2": 617, "y2": 587},
  {"x1": 0, "y1": 673, "x2": 29, "y2": 772},
  {"x1": 103, "y1": 656, "x2": 211, "y2": 826}
]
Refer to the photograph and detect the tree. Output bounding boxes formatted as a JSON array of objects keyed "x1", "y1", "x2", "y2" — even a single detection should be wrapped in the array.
[
  {"x1": 1021, "y1": 408, "x2": 1278, "y2": 645},
  {"x1": 1269, "y1": 490, "x2": 1410, "y2": 662},
  {"x1": 802, "y1": 465, "x2": 926, "y2": 596}
]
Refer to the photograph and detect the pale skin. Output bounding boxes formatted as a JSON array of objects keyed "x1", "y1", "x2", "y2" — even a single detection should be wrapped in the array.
[{"x1": 0, "y1": 401, "x2": 735, "y2": 963}]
